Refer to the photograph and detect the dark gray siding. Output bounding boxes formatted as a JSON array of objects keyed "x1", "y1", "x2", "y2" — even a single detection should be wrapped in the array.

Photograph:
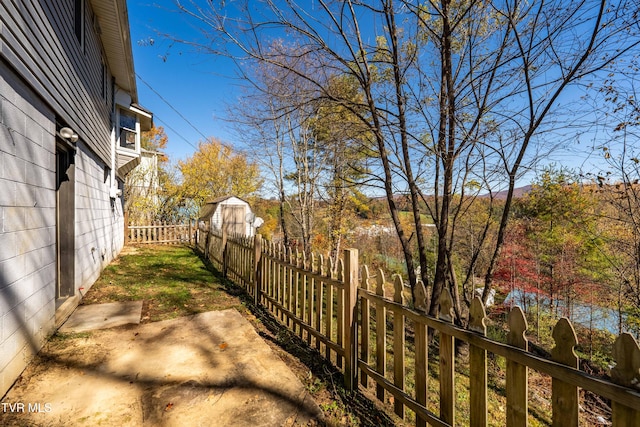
[{"x1": 0, "y1": 0, "x2": 113, "y2": 165}]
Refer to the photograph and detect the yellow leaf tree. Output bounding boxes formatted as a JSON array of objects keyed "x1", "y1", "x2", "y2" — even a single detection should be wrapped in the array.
[
  {"x1": 141, "y1": 125, "x2": 169, "y2": 161},
  {"x1": 178, "y1": 137, "x2": 262, "y2": 213}
]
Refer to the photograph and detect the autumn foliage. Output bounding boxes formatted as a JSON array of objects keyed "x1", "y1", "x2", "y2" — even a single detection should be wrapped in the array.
[{"x1": 178, "y1": 137, "x2": 262, "y2": 210}]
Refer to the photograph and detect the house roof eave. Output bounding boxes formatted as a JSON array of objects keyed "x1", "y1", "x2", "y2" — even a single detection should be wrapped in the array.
[{"x1": 90, "y1": 0, "x2": 138, "y2": 102}]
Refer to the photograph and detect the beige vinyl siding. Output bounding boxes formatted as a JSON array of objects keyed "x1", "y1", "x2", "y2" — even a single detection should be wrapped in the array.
[{"x1": 0, "y1": 0, "x2": 112, "y2": 165}]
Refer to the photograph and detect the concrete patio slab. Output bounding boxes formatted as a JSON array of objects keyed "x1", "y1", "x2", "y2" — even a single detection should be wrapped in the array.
[
  {"x1": 1, "y1": 309, "x2": 322, "y2": 426},
  {"x1": 59, "y1": 301, "x2": 143, "y2": 333}
]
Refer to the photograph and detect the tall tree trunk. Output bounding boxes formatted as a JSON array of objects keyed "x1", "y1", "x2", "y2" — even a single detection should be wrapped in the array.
[{"x1": 430, "y1": 0, "x2": 455, "y2": 319}]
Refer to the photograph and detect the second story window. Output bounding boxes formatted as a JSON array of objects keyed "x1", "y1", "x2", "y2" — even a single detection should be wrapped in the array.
[
  {"x1": 119, "y1": 109, "x2": 137, "y2": 150},
  {"x1": 74, "y1": 0, "x2": 84, "y2": 46}
]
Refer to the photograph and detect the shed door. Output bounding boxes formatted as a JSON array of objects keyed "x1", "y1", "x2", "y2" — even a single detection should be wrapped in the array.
[{"x1": 221, "y1": 205, "x2": 245, "y2": 235}]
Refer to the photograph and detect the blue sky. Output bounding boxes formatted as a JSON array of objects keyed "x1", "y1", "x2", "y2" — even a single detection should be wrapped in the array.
[
  {"x1": 124, "y1": 1, "x2": 616, "y2": 189},
  {"x1": 128, "y1": 0, "x2": 241, "y2": 162}
]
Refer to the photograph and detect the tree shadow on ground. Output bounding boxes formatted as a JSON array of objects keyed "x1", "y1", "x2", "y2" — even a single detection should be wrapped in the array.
[
  {"x1": 2, "y1": 310, "x2": 322, "y2": 427},
  {"x1": 195, "y1": 248, "x2": 398, "y2": 427}
]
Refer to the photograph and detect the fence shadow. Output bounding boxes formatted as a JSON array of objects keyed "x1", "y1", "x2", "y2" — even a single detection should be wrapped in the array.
[
  {"x1": 198, "y1": 230, "x2": 640, "y2": 427},
  {"x1": 194, "y1": 248, "x2": 398, "y2": 427},
  {"x1": 2, "y1": 313, "x2": 323, "y2": 426}
]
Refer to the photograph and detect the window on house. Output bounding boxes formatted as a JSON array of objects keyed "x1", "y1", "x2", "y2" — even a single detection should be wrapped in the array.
[
  {"x1": 119, "y1": 109, "x2": 137, "y2": 150},
  {"x1": 74, "y1": 0, "x2": 84, "y2": 46}
]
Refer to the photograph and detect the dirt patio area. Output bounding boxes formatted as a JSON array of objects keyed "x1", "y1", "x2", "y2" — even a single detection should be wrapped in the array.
[
  {"x1": 0, "y1": 307, "x2": 322, "y2": 426},
  {"x1": 1, "y1": 245, "x2": 399, "y2": 426}
]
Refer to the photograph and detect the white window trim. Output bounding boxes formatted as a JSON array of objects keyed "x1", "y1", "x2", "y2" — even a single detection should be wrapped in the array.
[{"x1": 116, "y1": 107, "x2": 141, "y2": 154}]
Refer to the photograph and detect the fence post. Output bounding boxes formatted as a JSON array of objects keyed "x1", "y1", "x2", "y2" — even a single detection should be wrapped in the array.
[
  {"x1": 551, "y1": 318, "x2": 579, "y2": 427},
  {"x1": 506, "y1": 306, "x2": 528, "y2": 427},
  {"x1": 611, "y1": 333, "x2": 640, "y2": 426},
  {"x1": 415, "y1": 280, "x2": 430, "y2": 427},
  {"x1": 439, "y1": 288, "x2": 455, "y2": 425},
  {"x1": 343, "y1": 248, "x2": 358, "y2": 391},
  {"x1": 222, "y1": 228, "x2": 228, "y2": 278},
  {"x1": 254, "y1": 234, "x2": 262, "y2": 305},
  {"x1": 188, "y1": 218, "x2": 192, "y2": 245},
  {"x1": 124, "y1": 211, "x2": 129, "y2": 245},
  {"x1": 469, "y1": 296, "x2": 488, "y2": 427}
]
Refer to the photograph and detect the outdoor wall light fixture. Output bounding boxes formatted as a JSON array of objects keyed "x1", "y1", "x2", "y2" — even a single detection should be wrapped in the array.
[{"x1": 59, "y1": 127, "x2": 79, "y2": 142}]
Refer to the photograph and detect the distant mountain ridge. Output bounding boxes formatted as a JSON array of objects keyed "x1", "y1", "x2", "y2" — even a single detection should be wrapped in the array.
[{"x1": 480, "y1": 185, "x2": 532, "y2": 200}]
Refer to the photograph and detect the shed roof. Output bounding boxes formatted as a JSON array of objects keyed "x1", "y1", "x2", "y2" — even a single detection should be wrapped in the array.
[
  {"x1": 206, "y1": 195, "x2": 250, "y2": 205},
  {"x1": 198, "y1": 203, "x2": 217, "y2": 222},
  {"x1": 198, "y1": 195, "x2": 251, "y2": 221}
]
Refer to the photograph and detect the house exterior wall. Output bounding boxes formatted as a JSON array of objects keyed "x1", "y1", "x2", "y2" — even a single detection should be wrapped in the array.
[
  {"x1": 138, "y1": 151, "x2": 160, "y2": 190},
  {"x1": 125, "y1": 150, "x2": 161, "y2": 222},
  {"x1": 0, "y1": 58, "x2": 127, "y2": 399},
  {"x1": 0, "y1": 0, "x2": 140, "y2": 398},
  {"x1": 0, "y1": 59, "x2": 57, "y2": 396},
  {"x1": 0, "y1": 0, "x2": 114, "y2": 165},
  {"x1": 74, "y1": 141, "x2": 124, "y2": 288}
]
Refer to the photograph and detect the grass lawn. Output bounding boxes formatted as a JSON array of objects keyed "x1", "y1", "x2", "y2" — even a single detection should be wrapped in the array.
[{"x1": 81, "y1": 245, "x2": 244, "y2": 322}]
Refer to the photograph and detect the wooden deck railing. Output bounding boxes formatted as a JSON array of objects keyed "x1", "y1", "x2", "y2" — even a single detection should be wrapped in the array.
[{"x1": 199, "y1": 229, "x2": 640, "y2": 426}]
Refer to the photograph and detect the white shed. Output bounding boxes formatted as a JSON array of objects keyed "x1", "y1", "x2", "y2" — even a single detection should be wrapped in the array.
[{"x1": 198, "y1": 196, "x2": 256, "y2": 237}]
